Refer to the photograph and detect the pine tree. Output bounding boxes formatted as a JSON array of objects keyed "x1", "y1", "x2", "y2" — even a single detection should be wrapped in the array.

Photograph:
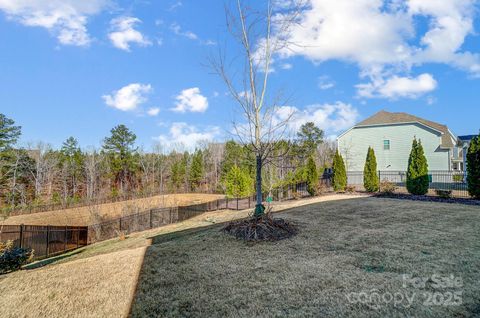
[
  {"x1": 189, "y1": 149, "x2": 204, "y2": 191},
  {"x1": 225, "y1": 164, "x2": 253, "y2": 198},
  {"x1": 332, "y1": 150, "x2": 347, "y2": 192},
  {"x1": 305, "y1": 156, "x2": 319, "y2": 196},
  {"x1": 467, "y1": 134, "x2": 480, "y2": 199},
  {"x1": 297, "y1": 122, "x2": 324, "y2": 156},
  {"x1": 60, "y1": 137, "x2": 84, "y2": 198},
  {"x1": 406, "y1": 138, "x2": 429, "y2": 195},
  {"x1": 0, "y1": 113, "x2": 21, "y2": 152},
  {"x1": 363, "y1": 147, "x2": 379, "y2": 192},
  {"x1": 102, "y1": 125, "x2": 138, "y2": 193},
  {"x1": 170, "y1": 160, "x2": 182, "y2": 192}
]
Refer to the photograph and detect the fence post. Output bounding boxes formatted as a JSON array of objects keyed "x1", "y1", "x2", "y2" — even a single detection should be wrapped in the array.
[
  {"x1": 19, "y1": 224, "x2": 24, "y2": 248},
  {"x1": 378, "y1": 170, "x2": 381, "y2": 192},
  {"x1": 64, "y1": 226, "x2": 67, "y2": 252},
  {"x1": 150, "y1": 209, "x2": 153, "y2": 229},
  {"x1": 248, "y1": 196, "x2": 250, "y2": 208},
  {"x1": 119, "y1": 218, "x2": 122, "y2": 232},
  {"x1": 226, "y1": 197, "x2": 228, "y2": 209},
  {"x1": 76, "y1": 226, "x2": 80, "y2": 248},
  {"x1": 236, "y1": 197, "x2": 239, "y2": 210},
  {"x1": 46, "y1": 225, "x2": 50, "y2": 258}
]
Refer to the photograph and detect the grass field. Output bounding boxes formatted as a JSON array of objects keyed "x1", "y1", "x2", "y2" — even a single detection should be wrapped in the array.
[
  {"x1": 0, "y1": 196, "x2": 479, "y2": 317},
  {"x1": 0, "y1": 193, "x2": 223, "y2": 226}
]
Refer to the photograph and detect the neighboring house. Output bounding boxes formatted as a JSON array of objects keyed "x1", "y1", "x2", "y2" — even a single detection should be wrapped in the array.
[{"x1": 337, "y1": 110, "x2": 461, "y2": 172}]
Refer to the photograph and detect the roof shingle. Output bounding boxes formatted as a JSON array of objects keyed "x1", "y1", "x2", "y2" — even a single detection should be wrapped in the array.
[{"x1": 355, "y1": 110, "x2": 455, "y2": 148}]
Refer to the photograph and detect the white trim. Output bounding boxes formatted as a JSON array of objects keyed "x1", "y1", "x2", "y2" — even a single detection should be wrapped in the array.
[{"x1": 336, "y1": 126, "x2": 355, "y2": 140}]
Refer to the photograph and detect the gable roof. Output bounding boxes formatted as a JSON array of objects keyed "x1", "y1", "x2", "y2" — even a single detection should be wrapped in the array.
[{"x1": 353, "y1": 110, "x2": 455, "y2": 148}]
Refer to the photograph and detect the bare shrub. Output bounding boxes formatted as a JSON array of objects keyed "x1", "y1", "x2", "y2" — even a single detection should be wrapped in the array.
[
  {"x1": 345, "y1": 185, "x2": 356, "y2": 193},
  {"x1": 223, "y1": 212, "x2": 297, "y2": 242},
  {"x1": 435, "y1": 189, "x2": 452, "y2": 199},
  {"x1": 379, "y1": 180, "x2": 397, "y2": 195},
  {"x1": 88, "y1": 204, "x2": 105, "y2": 242}
]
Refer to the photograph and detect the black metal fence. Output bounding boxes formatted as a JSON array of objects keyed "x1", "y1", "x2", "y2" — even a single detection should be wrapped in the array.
[
  {"x1": 346, "y1": 170, "x2": 470, "y2": 198},
  {"x1": 1, "y1": 181, "x2": 310, "y2": 259},
  {"x1": 0, "y1": 225, "x2": 88, "y2": 260},
  {"x1": 88, "y1": 181, "x2": 310, "y2": 242}
]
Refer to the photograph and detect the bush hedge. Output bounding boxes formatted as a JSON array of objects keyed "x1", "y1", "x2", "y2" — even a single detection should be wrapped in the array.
[
  {"x1": 467, "y1": 134, "x2": 480, "y2": 199},
  {"x1": 0, "y1": 241, "x2": 34, "y2": 274},
  {"x1": 363, "y1": 147, "x2": 379, "y2": 192},
  {"x1": 332, "y1": 150, "x2": 347, "y2": 192},
  {"x1": 406, "y1": 138, "x2": 429, "y2": 195}
]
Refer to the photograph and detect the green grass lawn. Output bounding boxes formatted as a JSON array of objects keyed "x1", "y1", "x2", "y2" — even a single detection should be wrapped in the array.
[{"x1": 129, "y1": 197, "x2": 480, "y2": 318}]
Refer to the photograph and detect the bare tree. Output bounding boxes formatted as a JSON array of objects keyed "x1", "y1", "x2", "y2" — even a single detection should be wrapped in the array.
[
  {"x1": 316, "y1": 140, "x2": 336, "y2": 169},
  {"x1": 2, "y1": 149, "x2": 32, "y2": 207},
  {"x1": 84, "y1": 148, "x2": 101, "y2": 201},
  {"x1": 152, "y1": 142, "x2": 166, "y2": 193},
  {"x1": 206, "y1": 142, "x2": 225, "y2": 192},
  {"x1": 338, "y1": 138, "x2": 357, "y2": 172},
  {"x1": 209, "y1": 0, "x2": 302, "y2": 216},
  {"x1": 27, "y1": 142, "x2": 58, "y2": 201}
]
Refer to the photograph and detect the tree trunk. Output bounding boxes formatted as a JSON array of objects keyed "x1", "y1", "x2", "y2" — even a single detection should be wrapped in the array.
[{"x1": 254, "y1": 154, "x2": 264, "y2": 216}]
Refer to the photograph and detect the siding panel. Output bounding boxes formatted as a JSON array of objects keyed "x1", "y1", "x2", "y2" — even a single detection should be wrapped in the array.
[{"x1": 337, "y1": 123, "x2": 449, "y2": 171}]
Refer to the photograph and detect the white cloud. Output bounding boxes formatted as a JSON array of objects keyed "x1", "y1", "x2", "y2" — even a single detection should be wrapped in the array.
[
  {"x1": 108, "y1": 16, "x2": 151, "y2": 51},
  {"x1": 172, "y1": 87, "x2": 208, "y2": 113},
  {"x1": 170, "y1": 23, "x2": 198, "y2": 40},
  {"x1": 169, "y1": 1, "x2": 183, "y2": 12},
  {"x1": 203, "y1": 39, "x2": 217, "y2": 46},
  {"x1": 318, "y1": 75, "x2": 335, "y2": 90},
  {"x1": 408, "y1": 0, "x2": 480, "y2": 74},
  {"x1": 170, "y1": 22, "x2": 216, "y2": 46},
  {"x1": 280, "y1": 63, "x2": 293, "y2": 70},
  {"x1": 147, "y1": 107, "x2": 160, "y2": 116},
  {"x1": 277, "y1": 0, "x2": 413, "y2": 69},
  {"x1": 155, "y1": 122, "x2": 220, "y2": 151},
  {"x1": 102, "y1": 83, "x2": 152, "y2": 112},
  {"x1": 0, "y1": 0, "x2": 109, "y2": 46},
  {"x1": 274, "y1": 0, "x2": 480, "y2": 91},
  {"x1": 356, "y1": 73, "x2": 437, "y2": 99},
  {"x1": 275, "y1": 102, "x2": 360, "y2": 134}
]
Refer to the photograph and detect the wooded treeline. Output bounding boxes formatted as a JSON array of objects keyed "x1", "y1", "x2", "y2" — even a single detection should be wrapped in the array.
[{"x1": 0, "y1": 113, "x2": 334, "y2": 211}]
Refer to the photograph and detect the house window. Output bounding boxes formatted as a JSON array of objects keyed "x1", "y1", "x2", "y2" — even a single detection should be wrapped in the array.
[{"x1": 383, "y1": 140, "x2": 390, "y2": 150}]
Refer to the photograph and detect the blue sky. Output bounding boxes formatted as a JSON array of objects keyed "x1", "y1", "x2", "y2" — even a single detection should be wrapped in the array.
[{"x1": 0, "y1": 0, "x2": 479, "y2": 151}]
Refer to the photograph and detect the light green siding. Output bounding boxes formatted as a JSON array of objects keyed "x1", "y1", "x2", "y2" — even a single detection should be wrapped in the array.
[{"x1": 337, "y1": 123, "x2": 450, "y2": 171}]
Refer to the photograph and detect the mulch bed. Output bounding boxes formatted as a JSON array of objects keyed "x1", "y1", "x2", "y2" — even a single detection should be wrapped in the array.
[
  {"x1": 222, "y1": 213, "x2": 298, "y2": 242},
  {"x1": 375, "y1": 193, "x2": 480, "y2": 206}
]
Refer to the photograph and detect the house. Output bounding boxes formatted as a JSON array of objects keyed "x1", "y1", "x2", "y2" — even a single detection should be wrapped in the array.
[{"x1": 337, "y1": 110, "x2": 462, "y2": 172}]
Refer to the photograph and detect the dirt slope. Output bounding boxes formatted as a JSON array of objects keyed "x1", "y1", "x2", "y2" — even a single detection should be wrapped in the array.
[{"x1": 1, "y1": 193, "x2": 223, "y2": 226}]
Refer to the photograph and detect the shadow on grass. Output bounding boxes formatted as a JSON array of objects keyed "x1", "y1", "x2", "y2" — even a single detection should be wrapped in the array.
[
  {"x1": 125, "y1": 197, "x2": 480, "y2": 317},
  {"x1": 23, "y1": 247, "x2": 86, "y2": 270},
  {"x1": 148, "y1": 224, "x2": 223, "y2": 245},
  {"x1": 127, "y1": 222, "x2": 226, "y2": 317}
]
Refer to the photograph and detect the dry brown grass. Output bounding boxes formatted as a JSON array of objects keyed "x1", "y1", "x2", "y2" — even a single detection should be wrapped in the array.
[
  {"x1": 1, "y1": 195, "x2": 479, "y2": 318},
  {"x1": 130, "y1": 198, "x2": 480, "y2": 317},
  {"x1": 0, "y1": 246, "x2": 146, "y2": 318},
  {"x1": 1, "y1": 193, "x2": 223, "y2": 226}
]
